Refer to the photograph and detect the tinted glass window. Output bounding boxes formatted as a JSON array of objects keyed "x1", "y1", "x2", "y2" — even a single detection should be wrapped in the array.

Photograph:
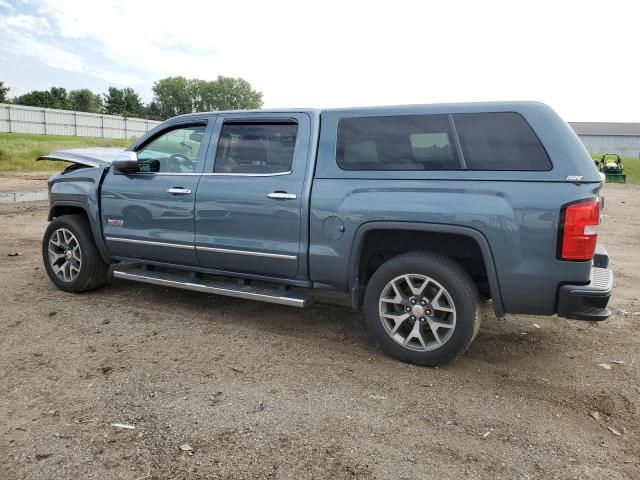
[
  {"x1": 214, "y1": 122, "x2": 297, "y2": 174},
  {"x1": 337, "y1": 115, "x2": 460, "y2": 171},
  {"x1": 137, "y1": 125, "x2": 205, "y2": 173},
  {"x1": 453, "y1": 113, "x2": 551, "y2": 171}
]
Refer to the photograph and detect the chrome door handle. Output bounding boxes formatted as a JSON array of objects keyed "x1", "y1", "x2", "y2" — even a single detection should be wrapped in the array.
[
  {"x1": 167, "y1": 187, "x2": 192, "y2": 195},
  {"x1": 267, "y1": 192, "x2": 297, "y2": 200}
]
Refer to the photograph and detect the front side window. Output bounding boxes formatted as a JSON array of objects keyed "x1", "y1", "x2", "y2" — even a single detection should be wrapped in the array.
[
  {"x1": 137, "y1": 124, "x2": 206, "y2": 173},
  {"x1": 453, "y1": 113, "x2": 552, "y2": 171},
  {"x1": 336, "y1": 115, "x2": 460, "y2": 171},
  {"x1": 214, "y1": 122, "x2": 298, "y2": 174}
]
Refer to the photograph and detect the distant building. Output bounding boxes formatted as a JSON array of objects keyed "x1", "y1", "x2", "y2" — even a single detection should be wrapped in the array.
[{"x1": 569, "y1": 122, "x2": 640, "y2": 158}]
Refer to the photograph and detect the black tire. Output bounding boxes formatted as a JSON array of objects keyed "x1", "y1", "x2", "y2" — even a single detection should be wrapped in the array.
[
  {"x1": 42, "y1": 214, "x2": 110, "y2": 293},
  {"x1": 364, "y1": 251, "x2": 480, "y2": 366}
]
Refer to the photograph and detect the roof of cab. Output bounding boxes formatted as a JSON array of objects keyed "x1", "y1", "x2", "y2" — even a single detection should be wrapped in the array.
[{"x1": 171, "y1": 100, "x2": 551, "y2": 119}]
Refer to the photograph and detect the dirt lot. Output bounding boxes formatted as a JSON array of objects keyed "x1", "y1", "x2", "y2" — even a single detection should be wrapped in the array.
[
  {"x1": 0, "y1": 183, "x2": 638, "y2": 480},
  {"x1": 0, "y1": 172, "x2": 53, "y2": 193}
]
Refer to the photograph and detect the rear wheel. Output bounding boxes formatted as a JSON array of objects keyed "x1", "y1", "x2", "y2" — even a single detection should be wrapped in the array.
[
  {"x1": 364, "y1": 252, "x2": 480, "y2": 366},
  {"x1": 42, "y1": 215, "x2": 110, "y2": 293}
]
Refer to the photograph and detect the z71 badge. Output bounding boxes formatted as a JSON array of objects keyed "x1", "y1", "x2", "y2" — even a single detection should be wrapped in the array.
[{"x1": 107, "y1": 218, "x2": 124, "y2": 227}]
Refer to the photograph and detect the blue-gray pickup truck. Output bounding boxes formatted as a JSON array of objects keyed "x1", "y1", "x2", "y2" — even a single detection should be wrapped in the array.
[{"x1": 39, "y1": 101, "x2": 613, "y2": 365}]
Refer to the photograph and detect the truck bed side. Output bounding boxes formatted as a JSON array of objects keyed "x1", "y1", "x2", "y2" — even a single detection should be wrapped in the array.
[{"x1": 309, "y1": 179, "x2": 600, "y2": 315}]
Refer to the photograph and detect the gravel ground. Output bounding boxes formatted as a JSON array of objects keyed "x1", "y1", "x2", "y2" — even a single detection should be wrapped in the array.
[
  {"x1": 0, "y1": 172, "x2": 52, "y2": 194},
  {"x1": 0, "y1": 182, "x2": 638, "y2": 480}
]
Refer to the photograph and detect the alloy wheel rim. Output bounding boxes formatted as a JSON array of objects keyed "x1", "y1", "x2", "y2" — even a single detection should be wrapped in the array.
[
  {"x1": 48, "y1": 228, "x2": 82, "y2": 282},
  {"x1": 378, "y1": 274, "x2": 456, "y2": 352}
]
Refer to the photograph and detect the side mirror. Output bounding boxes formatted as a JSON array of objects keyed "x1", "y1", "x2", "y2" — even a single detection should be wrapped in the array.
[{"x1": 112, "y1": 151, "x2": 139, "y2": 173}]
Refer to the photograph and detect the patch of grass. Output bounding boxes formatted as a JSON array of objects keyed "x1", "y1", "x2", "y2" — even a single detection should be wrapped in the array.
[
  {"x1": 592, "y1": 155, "x2": 640, "y2": 184},
  {"x1": 0, "y1": 132, "x2": 131, "y2": 172}
]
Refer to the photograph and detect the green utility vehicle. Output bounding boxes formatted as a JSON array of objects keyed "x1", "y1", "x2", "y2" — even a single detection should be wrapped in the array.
[{"x1": 595, "y1": 154, "x2": 626, "y2": 183}]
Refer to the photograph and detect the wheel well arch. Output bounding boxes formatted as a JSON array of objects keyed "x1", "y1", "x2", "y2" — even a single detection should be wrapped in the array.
[
  {"x1": 348, "y1": 222, "x2": 504, "y2": 316},
  {"x1": 47, "y1": 202, "x2": 112, "y2": 264},
  {"x1": 48, "y1": 203, "x2": 89, "y2": 221}
]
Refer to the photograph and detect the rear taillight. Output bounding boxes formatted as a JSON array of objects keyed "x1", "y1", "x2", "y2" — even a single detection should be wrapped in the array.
[{"x1": 560, "y1": 198, "x2": 600, "y2": 261}]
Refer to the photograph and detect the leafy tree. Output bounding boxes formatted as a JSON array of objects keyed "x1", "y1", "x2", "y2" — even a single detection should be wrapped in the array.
[
  {"x1": 49, "y1": 87, "x2": 69, "y2": 109},
  {"x1": 103, "y1": 87, "x2": 125, "y2": 115},
  {"x1": 151, "y1": 75, "x2": 263, "y2": 119},
  {"x1": 0, "y1": 81, "x2": 9, "y2": 103},
  {"x1": 188, "y1": 78, "x2": 208, "y2": 113},
  {"x1": 121, "y1": 88, "x2": 146, "y2": 117},
  {"x1": 68, "y1": 89, "x2": 103, "y2": 113},
  {"x1": 14, "y1": 91, "x2": 50, "y2": 108},
  {"x1": 14, "y1": 87, "x2": 69, "y2": 109},
  {"x1": 145, "y1": 100, "x2": 163, "y2": 121},
  {"x1": 103, "y1": 87, "x2": 145, "y2": 117},
  {"x1": 151, "y1": 76, "x2": 192, "y2": 119},
  {"x1": 199, "y1": 76, "x2": 263, "y2": 111}
]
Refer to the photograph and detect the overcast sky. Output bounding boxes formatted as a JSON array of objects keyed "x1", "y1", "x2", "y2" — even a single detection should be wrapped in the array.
[{"x1": 1, "y1": 0, "x2": 638, "y2": 121}]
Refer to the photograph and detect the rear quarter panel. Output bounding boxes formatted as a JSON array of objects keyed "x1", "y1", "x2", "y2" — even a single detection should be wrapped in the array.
[{"x1": 309, "y1": 180, "x2": 599, "y2": 315}]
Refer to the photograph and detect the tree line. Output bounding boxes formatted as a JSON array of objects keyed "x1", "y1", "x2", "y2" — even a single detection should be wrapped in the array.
[{"x1": 0, "y1": 76, "x2": 263, "y2": 120}]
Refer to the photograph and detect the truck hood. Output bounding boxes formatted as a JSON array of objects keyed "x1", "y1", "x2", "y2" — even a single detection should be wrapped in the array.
[{"x1": 37, "y1": 147, "x2": 127, "y2": 168}]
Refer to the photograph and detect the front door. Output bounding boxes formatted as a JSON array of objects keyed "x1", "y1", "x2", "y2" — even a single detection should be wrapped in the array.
[
  {"x1": 194, "y1": 113, "x2": 311, "y2": 278},
  {"x1": 102, "y1": 122, "x2": 210, "y2": 265}
]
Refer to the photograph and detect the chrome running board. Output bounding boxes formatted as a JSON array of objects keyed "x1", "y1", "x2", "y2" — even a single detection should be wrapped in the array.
[{"x1": 113, "y1": 266, "x2": 309, "y2": 308}]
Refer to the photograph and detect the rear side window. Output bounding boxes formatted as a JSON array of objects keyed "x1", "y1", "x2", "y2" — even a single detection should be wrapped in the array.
[
  {"x1": 453, "y1": 113, "x2": 551, "y2": 171},
  {"x1": 337, "y1": 115, "x2": 460, "y2": 171},
  {"x1": 214, "y1": 122, "x2": 298, "y2": 174}
]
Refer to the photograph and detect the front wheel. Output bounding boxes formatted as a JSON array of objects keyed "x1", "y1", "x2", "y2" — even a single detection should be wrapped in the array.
[
  {"x1": 42, "y1": 214, "x2": 110, "y2": 293},
  {"x1": 364, "y1": 252, "x2": 480, "y2": 366}
]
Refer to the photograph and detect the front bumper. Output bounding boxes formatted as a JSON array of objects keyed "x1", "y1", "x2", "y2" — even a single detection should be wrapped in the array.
[{"x1": 557, "y1": 258, "x2": 613, "y2": 321}]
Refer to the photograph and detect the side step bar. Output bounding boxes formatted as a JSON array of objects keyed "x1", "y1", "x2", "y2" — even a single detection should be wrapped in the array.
[{"x1": 113, "y1": 266, "x2": 310, "y2": 308}]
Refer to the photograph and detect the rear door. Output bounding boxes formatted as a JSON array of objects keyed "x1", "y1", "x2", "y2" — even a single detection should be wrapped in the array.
[
  {"x1": 194, "y1": 113, "x2": 311, "y2": 278},
  {"x1": 101, "y1": 120, "x2": 212, "y2": 265}
]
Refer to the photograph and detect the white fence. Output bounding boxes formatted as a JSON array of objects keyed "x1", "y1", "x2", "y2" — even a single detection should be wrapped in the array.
[{"x1": 0, "y1": 103, "x2": 162, "y2": 139}]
